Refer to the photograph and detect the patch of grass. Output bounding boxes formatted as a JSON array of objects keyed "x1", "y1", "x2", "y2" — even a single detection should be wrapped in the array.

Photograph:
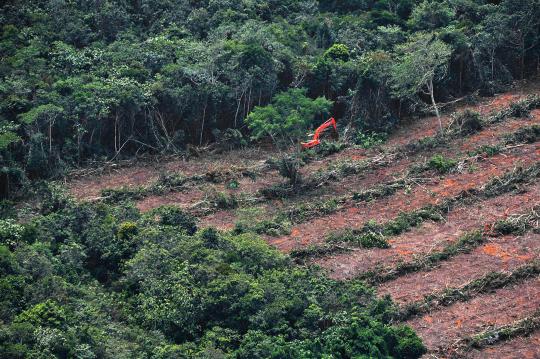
[
  {"x1": 352, "y1": 180, "x2": 408, "y2": 202},
  {"x1": 354, "y1": 131, "x2": 388, "y2": 149},
  {"x1": 402, "y1": 134, "x2": 449, "y2": 155},
  {"x1": 101, "y1": 186, "x2": 146, "y2": 202},
  {"x1": 490, "y1": 205, "x2": 540, "y2": 236},
  {"x1": 326, "y1": 228, "x2": 390, "y2": 249},
  {"x1": 208, "y1": 191, "x2": 238, "y2": 210},
  {"x1": 285, "y1": 198, "x2": 342, "y2": 224},
  {"x1": 468, "y1": 144, "x2": 502, "y2": 157},
  {"x1": 313, "y1": 140, "x2": 348, "y2": 156},
  {"x1": 427, "y1": 154, "x2": 458, "y2": 174},
  {"x1": 290, "y1": 243, "x2": 352, "y2": 260}
]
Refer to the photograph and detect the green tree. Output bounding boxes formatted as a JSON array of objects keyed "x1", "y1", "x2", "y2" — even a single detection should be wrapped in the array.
[
  {"x1": 246, "y1": 88, "x2": 332, "y2": 184},
  {"x1": 407, "y1": 0, "x2": 455, "y2": 30},
  {"x1": 390, "y1": 33, "x2": 452, "y2": 130}
]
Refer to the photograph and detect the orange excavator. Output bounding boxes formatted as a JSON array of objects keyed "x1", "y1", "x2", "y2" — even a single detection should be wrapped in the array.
[{"x1": 301, "y1": 117, "x2": 338, "y2": 149}]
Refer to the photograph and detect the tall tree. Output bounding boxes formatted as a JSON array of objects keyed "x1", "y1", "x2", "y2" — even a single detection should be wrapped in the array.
[
  {"x1": 390, "y1": 33, "x2": 452, "y2": 130},
  {"x1": 246, "y1": 88, "x2": 332, "y2": 184}
]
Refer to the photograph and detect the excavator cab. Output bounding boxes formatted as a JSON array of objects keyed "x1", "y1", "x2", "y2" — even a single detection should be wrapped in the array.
[{"x1": 301, "y1": 117, "x2": 338, "y2": 149}]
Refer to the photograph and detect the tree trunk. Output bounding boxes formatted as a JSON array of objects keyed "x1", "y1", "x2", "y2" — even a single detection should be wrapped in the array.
[
  {"x1": 199, "y1": 97, "x2": 207, "y2": 146},
  {"x1": 427, "y1": 79, "x2": 442, "y2": 131}
]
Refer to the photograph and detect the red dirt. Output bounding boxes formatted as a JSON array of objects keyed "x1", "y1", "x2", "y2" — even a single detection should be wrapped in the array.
[
  {"x1": 460, "y1": 111, "x2": 540, "y2": 152},
  {"x1": 377, "y1": 232, "x2": 540, "y2": 305},
  {"x1": 384, "y1": 92, "x2": 530, "y2": 148},
  {"x1": 270, "y1": 143, "x2": 539, "y2": 252},
  {"x1": 406, "y1": 277, "x2": 540, "y2": 352},
  {"x1": 314, "y1": 181, "x2": 540, "y2": 280},
  {"x1": 67, "y1": 146, "x2": 278, "y2": 200},
  {"x1": 468, "y1": 330, "x2": 540, "y2": 359},
  {"x1": 199, "y1": 109, "x2": 539, "y2": 230},
  {"x1": 68, "y1": 165, "x2": 161, "y2": 201}
]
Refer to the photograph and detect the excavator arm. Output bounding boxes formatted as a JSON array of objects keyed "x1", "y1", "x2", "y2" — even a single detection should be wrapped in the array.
[{"x1": 301, "y1": 117, "x2": 338, "y2": 149}]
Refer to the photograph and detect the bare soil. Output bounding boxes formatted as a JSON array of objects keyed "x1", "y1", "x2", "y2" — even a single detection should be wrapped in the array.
[
  {"x1": 314, "y1": 181, "x2": 540, "y2": 280},
  {"x1": 406, "y1": 278, "x2": 540, "y2": 352},
  {"x1": 68, "y1": 145, "x2": 278, "y2": 200},
  {"x1": 377, "y1": 232, "x2": 540, "y2": 305},
  {"x1": 468, "y1": 330, "x2": 540, "y2": 359},
  {"x1": 271, "y1": 143, "x2": 539, "y2": 252}
]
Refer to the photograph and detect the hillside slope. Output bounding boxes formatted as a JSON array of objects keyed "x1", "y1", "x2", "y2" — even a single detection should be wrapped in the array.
[{"x1": 68, "y1": 81, "x2": 540, "y2": 357}]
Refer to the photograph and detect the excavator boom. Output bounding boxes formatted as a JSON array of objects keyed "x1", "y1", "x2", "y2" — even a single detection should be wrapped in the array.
[{"x1": 301, "y1": 117, "x2": 337, "y2": 149}]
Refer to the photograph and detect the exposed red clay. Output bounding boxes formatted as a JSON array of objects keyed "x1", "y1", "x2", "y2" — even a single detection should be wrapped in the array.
[
  {"x1": 377, "y1": 232, "x2": 540, "y2": 305},
  {"x1": 270, "y1": 143, "x2": 539, "y2": 252},
  {"x1": 407, "y1": 277, "x2": 540, "y2": 352},
  {"x1": 460, "y1": 111, "x2": 540, "y2": 152},
  {"x1": 68, "y1": 145, "x2": 278, "y2": 200},
  {"x1": 197, "y1": 111, "x2": 539, "y2": 230},
  {"x1": 314, "y1": 182, "x2": 540, "y2": 280},
  {"x1": 384, "y1": 91, "x2": 532, "y2": 148},
  {"x1": 468, "y1": 330, "x2": 540, "y2": 359}
]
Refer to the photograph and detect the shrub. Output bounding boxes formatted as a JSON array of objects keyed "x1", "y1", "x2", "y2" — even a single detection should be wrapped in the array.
[
  {"x1": 199, "y1": 227, "x2": 226, "y2": 249},
  {"x1": 0, "y1": 219, "x2": 25, "y2": 249},
  {"x1": 278, "y1": 156, "x2": 302, "y2": 184},
  {"x1": 354, "y1": 131, "x2": 388, "y2": 148},
  {"x1": 14, "y1": 300, "x2": 66, "y2": 329},
  {"x1": 36, "y1": 182, "x2": 72, "y2": 214},
  {"x1": 150, "y1": 206, "x2": 197, "y2": 235},
  {"x1": 0, "y1": 200, "x2": 16, "y2": 219},
  {"x1": 449, "y1": 109, "x2": 483, "y2": 135},
  {"x1": 504, "y1": 125, "x2": 540, "y2": 145},
  {"x1": 215, "y1": 128, "x2": 248, "y2": 151},
  {"x1": 428, "y1": 154, "x2": 457, "y2": 174},
  {"x1": 391, "y1": 325, "x2": 428, "y2": 358},
  {"x1": 507, "y1": 101, "x2": 530, "y2": 118},
  {"x1": 314, "y1": 140, "x2": 346, "y2": 157},
  {"x1": 327, "y1": 227, "x2": 390, "y2": 249},
  {"x1": 0, "y1": 245, "x2": 15, "y2": 275},
  {"x1": 153, "y1": 173, "x2": 187, "y2": 192},
  {"x1": 209, "y1": 190, "x2": 238, "y2": 209},
  {"x1": 101, "y1": 186, "x2": 146, "y2": 203},
  {"x1": 469, "y1": 144, "x2": 501, "y2": 157},
  {"x1": 117, "y1": 221, "x2": 138, "y2": 241}
]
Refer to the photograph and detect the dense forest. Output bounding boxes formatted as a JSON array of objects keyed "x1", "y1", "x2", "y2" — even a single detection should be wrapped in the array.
[
  {"x1": 1, "y1": 0, "x2": 540, "y2": 358},
  {"x1": 1, "y1": 0, "x2": 540, "y2": 196}
]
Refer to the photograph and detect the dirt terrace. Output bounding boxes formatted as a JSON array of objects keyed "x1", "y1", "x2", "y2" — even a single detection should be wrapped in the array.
[
  {"x1": 67, "y1": 85, "x2": 535, "y2": 212},
  {"x1": 67, "y1": 145, "x2": 279, "y2": 201},
  {"x1": 200, "y1": 113, "x2": 539, "y2": 231},
  {"x1": 468, "y1": 331, "x2": 540, "y2": 359},
  {"x1": 407, "y1": 278, "x2": 540, "y2": 352},
  {"x1": 270, "y1": 143, "x2": 539, "y2": 252},
  {"x1": 314, "y1": 180, "x2": 540, "y2": 280},
  {"x1": 377, "y1": 232, "x2": 540, "y2": 305}
]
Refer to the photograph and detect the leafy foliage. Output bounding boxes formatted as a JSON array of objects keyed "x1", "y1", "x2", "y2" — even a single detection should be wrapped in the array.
[
  {"x1": 3, "y1": 0, "x2": 540, "y2": 198},
  {"x1": 0, "y1": 198, "x2": 426, "y2": 358}
]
